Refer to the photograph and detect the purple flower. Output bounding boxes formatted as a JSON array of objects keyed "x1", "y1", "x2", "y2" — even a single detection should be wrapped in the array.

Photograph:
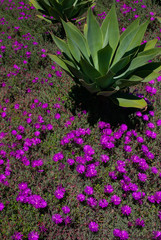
[
  {"x1": 109, "y1": 171, "x2": 117, "y2": 180},
  {"x1": 28, "y1": 231, "x2": 39, "y2": 240},
  {"x1": 85, "y1": 165, "x2": 97, "y2": 178},
  {"x1": 87, "y1": 197, "x2": 97, "y2": 208},
  {"x1": 121, "y1": 205, "x2": 132, "y2": 215},
  {"x1": 128, "y1": 183, "x2": 138, "y2": 192},
  {"x1": 54, "y1": 187, "x2": 66, "y2": 200},
  {"x1": 138, "y1": 173, "x2": 147, "y2": 182},
  {"x1": 62, "y1": 206, "x2": 70, "y2": 214},
  {"x1": 113, "y1": 228, "x2": 122, "y2": 237},
  {"x1": 124, "y1": 145, "x2": 132, "y2": 152},
  {"x1": 83, "y1": 145, "x2": 95, "y2": 156},
  {"x1": 100, "y1": 154, "x2": 109, "y2": 163},
  {"x1": 67, "y1": 158, "x2": 75, "y2": 165},
  {"x1": 132, "y1": 192, "x2": 145, "y2": 200},
  {"x1": 148, "y1": 195, "x2": 155, "y2": 203},
  {"x1": 154, "y1": 192, "x2": 161, "y2": 204},
  {"x1": 151, "y1": 167, "x2": 158, "y2": 174},
  {"x1": 77, "y1": 193, "x2": 85, "y2": 202},
  {"x1": 31, "y1": 159, "x2": 43, "y2": 168},
  {"x1": 76, "y1": 164, "x2": 85, "y2": 174},
  {"x1": 64, "y1": 216, "x2": 72, "y2": 225},
  {"x1": 135, "y1": 217, "x2": 145, "y2": 227},
  {"x1": 18, "y1": 182, "x2": 28, "y2": 190},
  {"x1": 120, "y1": 230, "x2": 129, "y2": 240},
  {"x1": 53, "y1": 152, "x2": 64, "y2": 162},
  {"x1": 11, "y1": 232, "x2": 23, "y2": 240},
  {"x1": 84, "y1": 186, "x2": 94, "y2": 195},
  {"x1": 0, "y1": 202, "x2": 4, "y2": 211},
  {"x1": 153, "y1": 231, "x2": 161, "y2": 240},
  {"x1": 120, "y1": 124, "x2": 128, "y2": 131},
  {"x1": 52, "y1": 214, "x2": 63, "y2": 224},
  {"x1": 99, "y1": 199, "x2": 108, "y2": 208},
  {"x1": 104, "y1": 184, "x2": 114, "y2": 194},
  {"x1": 111, "y1": 195, "x2": 121, "y2": 205},
  {"x1": 88, "y1": 221, "x2": 99, "y2": 232}
]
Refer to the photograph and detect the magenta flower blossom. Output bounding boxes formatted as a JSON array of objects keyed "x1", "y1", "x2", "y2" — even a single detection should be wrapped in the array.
[
  {"x1": 135, "y1": 217, "x2": 145, "y2": 227},
  {"x1": 111, "y1": 195, "x2": 121, "y2": 205},
  {"x1": 0, "y1": 202, "x2": 4, "y2": 211},
  {"x1": 53, "y1": 152, "x2": 64, "y2": 162},
  {"x1": 11, "y1": 232, "x2": 23, "y2": 240},
  {"x1": 100, "y1": 154, "x2": 109, "y2": 163},
  {"x1": 87, "y1": 197, "x2": 97, "y2": 208},
  {"x1": 104, "y1": 184, "x2": 114, "y2": 194},
  {"x1": 54, "y1": 187, "x2": 66, "y2": 200},
  {"x1": 99, "y1": 199, "x2": 108, "y2": 208},
  {"x1": 28, "y1": 231, "x2": 39, "y2": 240},
  {"x1": 52, "y1": 214, "x2": 63, "y2": 224},
  {"x1": 109, "y1": 171, "x2": 117, "y2": 180},
  {"x1": 64, "y1": 216, "x2": 72, "y2": 225},
  {"x1": 77, "y1": 193, "x2": 85, "y2": 202},
  {"x1": 84, "y1": 186, "x2": 94, "y2": 195},
  {"x1": 154, "y1": 192, "x2": 161, "y2": 204},
  {"x1": 62, "y1": 206, "x2": 70, "y2": 214},
  {"x1": 124, "y1": 145, "x2": 132, "y2": 152},
  {"x1": 31, "y1": 159, "x2": 43, "y2": 168},
  {"x1": 18, "y1": 182, "x2": 28, "y2": 190},
  {"x1": 83, "y1": 145, "x2": 95, "y2": 156},
  {"x1": 121, "y1": 205, "x2": 131, "y2": 215},
  {"x1": 151, "y1": 167, "x2": 158, "y2": 174},
  {"x1": 89, "y1": 221, "x2": 99, "y2": 232},
  {"x1": 153, "y1": 231, "x2": 161, "y2": 240},
  {"x1": 76, "y1": 164, "x2": 85, "y2": 174},
  {"x1": 138, "y1": 173, "x2": 147, "y2": 182}
]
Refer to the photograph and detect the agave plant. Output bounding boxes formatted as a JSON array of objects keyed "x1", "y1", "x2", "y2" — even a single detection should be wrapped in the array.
[
  {"x1": 29, "y1": 0, "x2": 95, "y2": 24},
  {"x1": 48, "y1": 5, "x2": 161, "y2": 109}
]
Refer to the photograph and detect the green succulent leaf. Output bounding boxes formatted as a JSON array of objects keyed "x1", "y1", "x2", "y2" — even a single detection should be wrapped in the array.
[
  {"x1": 79, "y1": 79, "x2": 101, "y2": 93},
  {"x1": 101, "y1": 4, "x2": 120, "y2": 59},
  {"x1": 48, "y1": 54, "x2": 72, "y2": 74},
  {"x1": 62, "y1": 20, "x2": 90, "y2": 61},
  {"x1": 29, "y1": 0, "x2": 43, "y2": 10},
  {"x1": 110, "y1": 92, "x2": 147, "y2": 109},
  {"x1": 87, "y1": 8, "x2": 103, "y2": 69},
  {"x1": 97, "y1": 43, "x2": 113, "y2": 75},
  {"x1": 36, "y1": 15, "x2": 52, "y2": 23}
]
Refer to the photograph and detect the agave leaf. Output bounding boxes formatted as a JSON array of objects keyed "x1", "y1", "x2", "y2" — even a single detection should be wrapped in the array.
[
  {"x1": 62, "y1": 0, "x2": 75, "y2": 7},
  {"x1": 129, "y1": 62, "x2": 161, "y2": 78},
  {"x1": 79, "y1": 79, "x2": 101, "y2": 93},
  {"x1": 67, "y1": 38, "x2": 81, "y2": 62},
  {"x1": 119, "y1": 18, "x2": 140, "y2": 42},
  {"x1": 79, "y1": 57, "x2": 101, "y2": 82},
  {"x1": 113, "y1": 75, "x2": 143, "y2": 89},
  {"x1": 97, "y1": 87, "x2": 119, "y2": 97},
  {"x1": 36, "y1": 15, "x2": 53, "y2": 23},
  {"x1": 101, "y1": 4, "x2": 120, "y2": 59},
  {"x1": 110, "y1": 92, "x2": 147, "y2": 109},
  {"x1": 48, "y1": 54, "x2": 72, "y2": 74},
  {"x1": 50, "y1": 32, "x2": 73, "y2": 59},
  {"x1": 114, "y1": 48, "x2": 161, "y2": 79},
  {"x1": 97, "y1": 43, "x2": 113, "y2": 75},
  {"x1": 87, "y1": 8, "x2": 103, "y2": 69},
  {"x1": 29, "y1": 0, "x2": 43, "y2": 10},
  {"x1": 95, "y1": 70, "x2": 115, "y2": 89},
  {"x1": 144, "y1": 39, "x2": 158, "y2": 51},
  {"x1": 62, "y1": 20, "x2": 90, "y2": 61},
  {"x1": 113, "y1": 21, "x2": 149, "y2": 65}
]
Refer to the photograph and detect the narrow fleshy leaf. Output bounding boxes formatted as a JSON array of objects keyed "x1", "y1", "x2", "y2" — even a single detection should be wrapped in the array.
[
  {"x1": 79, "y1": 79, "x2": 101, "y2": 93},
  {"x1": 48, "y1": 54, "x2": 71, "y2": 74},
  {"x1": 36, "y1": 15, "x2": 52, "y2": 23},
  {"x1": 113, "y1": 75, "x2": 143, "y2": 89},
  {"x1": 87, "y1": 8, "x2": 103, "y2": 69},
  {"x1": 144, "y1": 39, "x2": 158, "y2": 51},
  {"x1": 95, "y1": 70, "x2": 115, "y2": 88},
  {"x1": 110, "y1": 92, "x2": 147, "y2": 109},
  {"x1": 62, "y1": 20, "x2": 90, "y2": 60},
  {"x1": 101, "y1": 4, "x2": 120, "y2": 59},
  {"x1": 97, "y1": 43, "x2": 113, "y2": 75},
  {"x1": 29, "y1": 0, "x2": 43, "y2": 10},
  {"x1": 79, "y1": 57, "x2": 101, "y2": 82},
  {"x1": 50, "y1": 32, "x2": 72, "y2": 59}
]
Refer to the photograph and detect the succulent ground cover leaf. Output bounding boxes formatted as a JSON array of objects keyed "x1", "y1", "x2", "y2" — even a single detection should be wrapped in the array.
[
  {"x1": 49, "y1": 4, "x2": 161, "y2": 109},
  {"x1": 29, "y1": 0, "x2": 95, "y2": 23}
]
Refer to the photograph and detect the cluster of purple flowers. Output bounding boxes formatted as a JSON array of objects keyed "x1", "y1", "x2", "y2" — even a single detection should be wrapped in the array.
[
  {"x1": 148, "y1": 191, "x2": 161, "y2": 204},
  {"x1": 60, "y1": 128, "x2": 91, "y2": 146},
  {"x1": 113, "y1": 228, "x2": 129, "y2": 239},
  {"x1": 16, "y1": 182, "x2": 47, "y2": 208}
]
